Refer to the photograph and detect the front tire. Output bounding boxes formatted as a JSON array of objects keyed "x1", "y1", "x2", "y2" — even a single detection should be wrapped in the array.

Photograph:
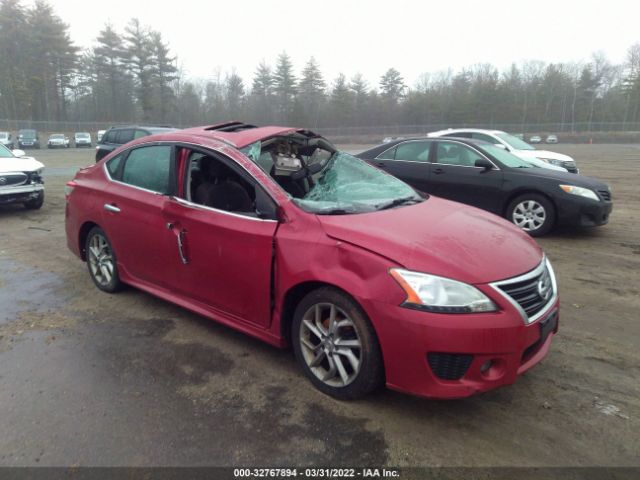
[
  {"x1": 85, "y1": 226, "x2": 123, "y2": 293},
  {"x1": 506, "y1": 193, "x2": 555, "y2": 237},
  {"x1": 292, "y1": 287, "x2": 384, "y2": 400}
]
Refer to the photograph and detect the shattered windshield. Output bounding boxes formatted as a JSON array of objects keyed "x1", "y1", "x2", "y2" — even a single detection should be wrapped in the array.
[{"x1": 294, "y1": 152, "x2": 421, "y2": 214}]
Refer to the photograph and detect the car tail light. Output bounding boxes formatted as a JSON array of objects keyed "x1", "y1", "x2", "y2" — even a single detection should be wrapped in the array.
[{"x1": 64, "y1": 181, "x2": 77, "y2": 200}]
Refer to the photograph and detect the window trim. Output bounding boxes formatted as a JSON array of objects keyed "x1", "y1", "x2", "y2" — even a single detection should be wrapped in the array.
[
  {"x1": 104, "y1": 140, "x2": 281, "y2": 222},
  {"x1": 103, "y1": 142, "x2": 177, "y2": 196},
  {"x1": 432, "y1": 140, "x2": 500, "y2": 170},
  {"x1": 178, "y1": 142, "x2": 278, "y2": 221}
]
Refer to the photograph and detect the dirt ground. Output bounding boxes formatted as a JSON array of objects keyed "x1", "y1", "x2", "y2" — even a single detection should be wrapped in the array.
[{"x1": 0, "y1": 144, "x2": 638, "y2": 467}]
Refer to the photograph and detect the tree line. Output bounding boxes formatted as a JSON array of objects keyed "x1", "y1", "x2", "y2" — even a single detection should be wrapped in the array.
[{"x1": 1, "y1": 0, "x2": 640, "y2": 131}]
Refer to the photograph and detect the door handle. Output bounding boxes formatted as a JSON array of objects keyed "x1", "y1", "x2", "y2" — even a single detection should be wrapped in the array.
[
  {"x1": 104, "y1": 203, "x2": 120, "y2": 213},
  {"x1": 375, "y1": 161, "x2": 386, "y2": 167},
  {"x1": 176, "y1": 229, "x2": 188, "y2": 265},
  {"x1": 167, "y1": 222, "x2": 189, "y2": 265},
  {"x1": 433, "y1": 168, "x2": 445, "y2": 174}
]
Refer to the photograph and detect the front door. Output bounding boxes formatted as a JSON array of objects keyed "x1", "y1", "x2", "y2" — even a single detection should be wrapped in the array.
[{"x1": 161, "y1": 148, "x2": 279, "y2": 328}]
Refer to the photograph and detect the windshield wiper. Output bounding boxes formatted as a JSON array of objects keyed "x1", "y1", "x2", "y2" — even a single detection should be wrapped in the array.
[{"x1": 375, "y1": 196, "x2": 422, "y2": 211}]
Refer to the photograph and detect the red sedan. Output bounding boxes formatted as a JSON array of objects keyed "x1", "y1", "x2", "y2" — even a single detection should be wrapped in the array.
[{"x1": 65, "y1": 121, "x2": 559, "y2": 399}]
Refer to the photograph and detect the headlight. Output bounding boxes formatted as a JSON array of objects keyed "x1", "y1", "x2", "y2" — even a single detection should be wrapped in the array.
[
  {"x1": 559, "y1": 185, "x2": 599, "y2": 201},
  {"x1": 390, "y1": 269, "x2": 498, "y2": 313},
  {"x1": 537, "y1": 157, "x2": 564, "y2": 166}
]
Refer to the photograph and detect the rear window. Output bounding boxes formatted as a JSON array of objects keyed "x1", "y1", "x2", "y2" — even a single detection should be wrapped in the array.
[{"x1": 115, "y1": 129, "x2": 135, "y2": 144}]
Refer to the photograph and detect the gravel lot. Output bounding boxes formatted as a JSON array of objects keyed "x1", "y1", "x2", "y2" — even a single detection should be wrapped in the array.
[{"x1": 0, "y1": 144, "x2": 638, "y2": 467}]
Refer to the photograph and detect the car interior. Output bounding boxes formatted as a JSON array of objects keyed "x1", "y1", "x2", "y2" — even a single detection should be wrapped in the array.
[
  {"x1": 187, "y1": 151, "x2": 256, "y2": 214},
  {"x1": 246, "y1": 135, "x2": 335, "y2": 199}
]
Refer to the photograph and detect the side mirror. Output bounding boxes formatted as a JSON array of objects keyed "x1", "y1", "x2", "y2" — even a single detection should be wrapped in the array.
[
  {"x1": 12, "y1": 149, "x2": 26, "y2": 157},
  {"x1": 475, "y1": 158, "x2": 494, "y2": 171}
]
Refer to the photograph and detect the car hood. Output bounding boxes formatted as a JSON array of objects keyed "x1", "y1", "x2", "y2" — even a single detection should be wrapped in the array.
[
  {"x1": 516, "y1": 149, "x2": 573, "y2": 162},
  {"x1": 317, "y1": 197, "x2": 542, "y2": 284},
  {"x1": 0, "y1": 157, "x2": 44, "y2": 173}
]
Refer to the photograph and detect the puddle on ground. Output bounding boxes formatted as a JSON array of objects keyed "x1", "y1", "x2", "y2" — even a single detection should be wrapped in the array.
[{"x1": 0, "y1": 258, "x2": 68, "y2": 324}]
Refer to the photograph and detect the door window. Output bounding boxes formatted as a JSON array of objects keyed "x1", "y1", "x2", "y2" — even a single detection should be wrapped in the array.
[
  {"x1": 134, "y1": 129, "x2": 149, "y2": 139},
  {"x1": 435, "y1": 141, "x2": 484, "y2": 167},
  {"x1": 394, "y1": 141, "x2": 432, "y2": 162},
  {"x1": 121, "y1": 145, "x2": 173, "y2": 194},
  {"x1": 377, "y1": 146, "x2": 397, "y2": 160},
  {"x1": 186, "y1": 149, "x2": 271, "y2": 217},
  {"x1": 106, "y1": 153, "x2": 125, "y2": 180}
]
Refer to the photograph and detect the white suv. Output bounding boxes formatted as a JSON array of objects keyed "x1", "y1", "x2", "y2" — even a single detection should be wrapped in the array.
[
  {"x1": 428, "y1": 129, "x2": 578, "y2": 173},
  {"x1": 0, "y1": 146, "x2": 45, "y2": 209}
]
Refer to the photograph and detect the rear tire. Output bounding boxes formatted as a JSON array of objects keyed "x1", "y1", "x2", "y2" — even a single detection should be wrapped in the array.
[
  {"x1": 506, "y1": 193, "x2": 555, "y2": 237},
  {"x1": 85, "y1": 226, "x2": 123, "y2": 293},
  {"x1": 292, "y1": 287, "x2": 384, "y2": 400}
]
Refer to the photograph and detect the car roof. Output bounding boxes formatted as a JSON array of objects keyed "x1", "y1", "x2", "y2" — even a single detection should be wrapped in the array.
[
  {"x1": 357, "y1": 135, "x2": 493, "y2": 158},
  {"x1": 179, "y1": 121, "x2": 323, "y2": 149},
  {"x1": 429, "y1": 128, "x2": 506, "y2": 136},
  {"x1": 107, "y1": 125, "x2": 177, "y2": 133}
]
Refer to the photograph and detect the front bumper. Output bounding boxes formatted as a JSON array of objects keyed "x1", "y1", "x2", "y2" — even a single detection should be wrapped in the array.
[
  {"x1": 362, "y1": 293, "x2": 559, "y2": 399},
  {"x1": 556, "y1": 196, "x2": 612, "y2": 227},
  {"x1": 0, "y1": 184, "x2": 44, "y2": 205}
]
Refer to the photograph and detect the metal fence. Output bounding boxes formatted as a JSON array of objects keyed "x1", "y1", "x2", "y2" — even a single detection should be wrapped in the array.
[{"x1": 2, "y1": 119, "x2": 640, "y2": 138}]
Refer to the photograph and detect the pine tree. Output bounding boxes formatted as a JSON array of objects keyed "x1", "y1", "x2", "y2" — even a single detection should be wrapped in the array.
[
  {"x1": 149, "y1": 30, "x2": 177, "y2": 123},
  {"x1": 272, "y1": 52, "x2": 297, "y2": 122},
  {"x1": 298, "y1": 57, "x2": 326, "y2": 126},
  {"x1": 124, "y1": 18, "x2": 154, "y2": 121}
]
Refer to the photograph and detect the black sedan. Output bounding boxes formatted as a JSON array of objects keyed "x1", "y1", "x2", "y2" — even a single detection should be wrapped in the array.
[{"x1": 357, "y1": 137, "x2": 612, "y2": 236}]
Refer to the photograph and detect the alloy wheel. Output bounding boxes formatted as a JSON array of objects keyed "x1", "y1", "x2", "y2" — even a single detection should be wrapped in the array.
[
  {"x1": 299, "y1": 302, "x2": 362, "y2": 388},
  {"x1": 88, "y1": 233, "x2": 115, "y2": 286},
  {"x1": 512, "y1": 200, "x2": 546, "y2": 232}
]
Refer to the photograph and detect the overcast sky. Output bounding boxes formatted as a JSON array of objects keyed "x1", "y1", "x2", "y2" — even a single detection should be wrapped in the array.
[{"x1": 49, "y1": 0, "x2": 640, "y2": 87}]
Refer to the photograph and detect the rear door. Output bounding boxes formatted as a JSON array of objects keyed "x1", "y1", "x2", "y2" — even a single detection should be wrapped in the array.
[
  {"x1": 100, "y1": 144, "x2": 176, "y2": 287},
  {"x1": 428, "y1": 140, "x2": 504, "y2": 213},
  {"x1": 371, "y1": 140, "x2": 433, "y2": 192}
]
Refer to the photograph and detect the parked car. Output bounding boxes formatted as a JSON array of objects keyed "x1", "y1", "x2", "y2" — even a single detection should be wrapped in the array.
[
  {"x1": 66, "y1": 121, "x2": 559, "y2": 400},
  {"x1": 97, "y1": 130, "x2": 106, "y2": 143},
  {"x1": 529, "y1": 135, "x2": 542, "y2": 144},
  {"x1": 0, "y1": 131, "x2": 14, "y2": 149},
  {"x1": 382, "y1": 136, "x2": 405, "y2": 144},
  {"x1": 357, "y1": 137, "x2": 612, "y2": 236},
  {"x1": 47, "y1": 133, "x2": 70, "y2": 148},
  {"x1": 428, "y1": 129, "x2": 577, "y2": 173},
  {"x1": 95, "y1": 125, "x2": 177, "y2": 161},
  {"x1": 546, "y1": 134, "x2": 558, "y2": 144},
  {"x1": 0, "y1": 145, "x2": 45, "y2": 209},
  {"x1": 17, "y1": 129, "x2": 40, "y2": 149},
  {"x1": 74, "y1": 132, "x2": 92, "y2": 148}
]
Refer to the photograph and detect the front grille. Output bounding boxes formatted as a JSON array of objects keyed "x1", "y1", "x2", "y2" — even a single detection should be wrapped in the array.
[
  {"x1": 496, "y1": 263, "x2": 554, "y2": 322},
  {"x1": 427, "y1": 353, "x2": 473, "y2": 380},
  {"x1": 597, "y1": 189, "x2": 611, "y2": 201},
  {"x1": 0, "y1": 173, "x2": 28, "y2": 187}
]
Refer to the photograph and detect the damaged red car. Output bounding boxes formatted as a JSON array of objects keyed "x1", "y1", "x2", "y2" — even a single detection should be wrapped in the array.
[{"x1": 65, "y1": 122, "x2": 559, "y2": 399}]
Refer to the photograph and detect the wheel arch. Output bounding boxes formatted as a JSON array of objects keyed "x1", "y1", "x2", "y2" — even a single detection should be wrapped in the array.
[
  {"x1": 279, "y1": 281, "x2": 378, "y2": 349},
  {"x1": 503, "y1": 189, "x2": 557, "y2": 221},
  {"x1": 78, "y1": 221, "x2": 100, "y2": 261}
]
